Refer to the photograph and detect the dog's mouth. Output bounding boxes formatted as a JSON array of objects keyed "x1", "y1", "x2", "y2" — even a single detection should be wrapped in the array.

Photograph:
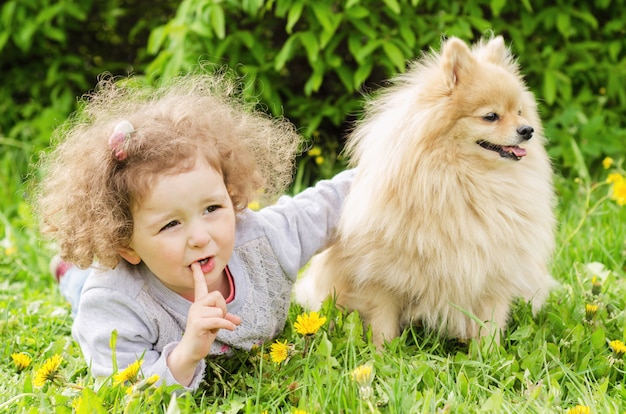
[{"x1": 476, "y1": 140, "x2": 527, "y2": 161}]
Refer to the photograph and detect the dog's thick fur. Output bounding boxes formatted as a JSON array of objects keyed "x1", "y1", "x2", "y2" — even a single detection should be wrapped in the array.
[{"x1": 295, "y1": 36, "x2": 557, "y2": 346}]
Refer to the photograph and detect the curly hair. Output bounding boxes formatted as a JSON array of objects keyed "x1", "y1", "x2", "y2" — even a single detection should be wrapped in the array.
[{"x1": 35, "y1": 72, "x2": 302, "y2": 269}]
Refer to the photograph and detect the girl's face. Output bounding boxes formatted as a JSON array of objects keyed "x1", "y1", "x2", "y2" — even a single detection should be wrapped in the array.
[{"x1": 118, "y1": 158, "x2": 236, "y2": 301}]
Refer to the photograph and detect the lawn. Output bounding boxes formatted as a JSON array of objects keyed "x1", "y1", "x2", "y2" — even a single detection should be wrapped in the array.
[{"x1": 1, "y1": 158, "x2": 625, "y2": 413}]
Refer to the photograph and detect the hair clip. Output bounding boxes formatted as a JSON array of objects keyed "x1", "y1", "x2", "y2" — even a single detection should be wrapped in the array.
[{"x1": 108, "y1": 120, "x2": 134, "y2": 161}]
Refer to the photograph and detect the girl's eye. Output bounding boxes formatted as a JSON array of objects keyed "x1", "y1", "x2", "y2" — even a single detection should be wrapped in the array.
[
  {"x1": 204, "y1": 205, "x2": 220, "y2": 214},
  {"x1": 160, "y1": 221, "x2": 179, "y2": 232},
  {"x1": 483, "y1": 113, "x2": 499, "y2": 122}
]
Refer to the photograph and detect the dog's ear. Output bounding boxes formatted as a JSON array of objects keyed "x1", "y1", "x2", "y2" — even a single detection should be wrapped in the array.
[
  {"x1": 480, "y1": 36, "x2": 519, "y2": 74},
  {"x1": 440, "y1": 37, "x2": 475, "y2": 90}
]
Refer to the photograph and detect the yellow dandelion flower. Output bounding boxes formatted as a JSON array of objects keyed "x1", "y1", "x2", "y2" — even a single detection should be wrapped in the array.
[
  {"x1": 591, "y1": 276, "x2": 602, "y2": 295},
  {"x1": 585, "y1": 303, "x2": 598, "y2": 320},
  {"x1": 566, "y1": 405, "x2": 591, "y2": 414},
  {"x1": 5, "y1": 246, "x2": 17, "y2": 256},
  {"x1": 609, "y1": 339, "x2": 626, "y2": 357},
  {"x1": 606, "y1": 172, "x2": 624, "y2": 184},
  {"x1": 145, "y1": 374, "x2": 160, "y2": 386},
  {"x1": 351, "y1": 364, "x2": 374, "y2": 387},
  {"x1": 308, "y1": 146, "x2": 322, "y2": 157},
  {"x1": 11, "y1": 352, "x2": 32, "y2": 371},
  {"x1": 113, "y1": 360, "x2": 143, "y2": 385},
  {"x1": 602, "y1": 157, "x2": 614, "y2": 169},
  {"x1": 351, "y1": 363, "x2": 375, "y2": 399},
  {"x1": 128, "y1": 374, "x2": 161, "y2": 395},
  {"x1": 270, "y1": 340, "x2": 289, "y2": 363},
  {"x1": 33, "y1": 354, "x2": 64, "y2": 387},
  {"x1": 610, "y1": 178, "x2": 626, "y2": 206},
  {"x1": 294, "y1": 311, "x2": 327, "y2": 336},
  {"x1": 248, "y1": 200, "x2": 261, "y2": 211},
  {"x1": 71, "y1": 396, "x2": 83, "y2": 411},
  {"x1": 292, "y1": 409, "x2": 309, "y2": 414},
  {"x1": 315, "y1": 156, "x2": 324, "y2": 165}
]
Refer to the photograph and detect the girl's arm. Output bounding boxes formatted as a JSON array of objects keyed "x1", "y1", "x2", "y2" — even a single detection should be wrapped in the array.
[{"x1": 256, "y1": 168, "x2": 354, "y2": 279}]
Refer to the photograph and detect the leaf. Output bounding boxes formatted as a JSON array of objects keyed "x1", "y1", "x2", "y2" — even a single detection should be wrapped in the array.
[
  {"x1": 556, "y1": 13, "x2": 571, "y2": 38},
  {"x1": 236, "y1": 30, "x2": 255, "y2": 49},
  {"x1": 274, "y1": 34, "x2": 299, "y2": 71},
  {"x1": 310, "y1": 2, "x2": 343, "y2": 47},
  {"x1": 520, "y1": 0, "x2": 533, "y2": 12},
  {"x1": 241, "y1": 0, "x2": 264, "y2": 15},
  {"x1": 590, "y1": 326, "x2": 606, "y2": 350},
  {"x1": 568, "y1": 136, "x2": 590, "y2": 184},
  {"x1": 147, "y1": 25, "x2": 167, "y2": 54},
  {"x1": 570, "y1": 9, "x2": 598, "y2": 29},
  {"x1": 41, "y1": 26, "x2": 65, "y2": 43},
  {"x1": 349, "y1": 17, "x2": 377, "y2": 38},
  {"x1": 0, "y1": 31, "x2": 10, "y2": 51},
  {"x1": 34, "y1": 3, "x2": 63, "y2": 25},
  {"x1": 310, "y1": 2, "x2": 334, "y2": 33},
  {"x1": 382, "y1": 41, "x2": 406, "y2": 72},
  {"x1": 608, "y1": 40, "x2": 622, "y2": 62},
  {"x1": 382, "y1": 0, "x2": 401, "y2": 14},
  {"x1": 542, "y1": 70, "x2": 557, "y2": 105},
  {"x1": 189, "y1": 22, "x2": 213, "y2": 37},
  {"x1": 352, "y1": 38, "x2": 382, "y2": 64},
  {"x1": 77, "y1": 388, "x2": 107, "y2": 414},
  {"x1": 314, "y1": 332, "x2": 339, "y2": 367},
  {"x1": 210, "y1": 3, "x2": 226, "y2": 39},
  {"x1": 457, "y1": 372, "x2": 469, "y2": 398},
  {"x1": 398, "y1": 21, "x2": 416, "y2": 49},
  {"x1": 110, "y1": 329, "x2": 118, "y2": 373},
  {"x1": 165, "y1": 394, "x2": 181, "y2": 414},
  {"x1": 13, "y1": 21, "x2": 37, "y2": 52},
  {"x1": 490, "y1": 0, "x2": 507, "y2": 17},
  {"x1": 334, "y1": 66, "x2": 355, "y2": 92},
  {"x1": 1, "y1": 1, "x2": 17, "y2": 29},
  {"x1": 345, "y1": 5, "x2": 369, "y2": 19},
  {"x1": 304, "y1": 60, "x2": 325, "y2": 95},
  {"x1": 480, "y1": 388, "x2": 503, "y2": 411},
  {"x1": 353, "y1": 60, "x2": 373, "y2": 89},
  {"x1": 286, "y1": 1, "x2": 304, "y2": 34},
  {"x1": 299, "y1": 31, "x2": 319, "y2": 64}
]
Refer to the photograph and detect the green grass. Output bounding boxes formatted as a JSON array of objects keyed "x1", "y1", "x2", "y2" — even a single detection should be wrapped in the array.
[{"x1": 1, "y1": 156, "x2": 625, "y2": 413}]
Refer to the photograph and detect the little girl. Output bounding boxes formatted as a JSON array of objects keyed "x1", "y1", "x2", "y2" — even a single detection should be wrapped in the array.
[{"x1": 35, "y1": 73, "x2": 352, "y2": 391}]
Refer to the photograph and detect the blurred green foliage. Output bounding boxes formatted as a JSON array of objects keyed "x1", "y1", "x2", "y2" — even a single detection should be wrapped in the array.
[
  {"x1": 1, "y1": 0, "x2": 625, "y2": 203},
  {"x1": 0, "y1": 0, "x2": 175, "y2": 201}
]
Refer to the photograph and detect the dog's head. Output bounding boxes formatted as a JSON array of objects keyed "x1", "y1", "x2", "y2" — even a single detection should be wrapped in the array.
[{"x1": 437, "y1": 36, "x2": 543, "y2": 163}]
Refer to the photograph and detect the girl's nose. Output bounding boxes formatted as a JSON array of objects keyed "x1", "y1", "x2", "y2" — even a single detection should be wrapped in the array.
[{"x1": 188, "y1": 225, "x2": 211, "y2": 248}]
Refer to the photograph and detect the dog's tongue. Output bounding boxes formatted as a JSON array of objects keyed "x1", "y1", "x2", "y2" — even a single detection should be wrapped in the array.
[{"x1": 503, "y1": 146, "x2": 527, "y2": 157}]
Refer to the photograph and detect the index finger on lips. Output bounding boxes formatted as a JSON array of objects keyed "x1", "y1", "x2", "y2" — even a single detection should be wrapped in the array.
[{"x1": 191, "y1": 262, "x2": 208, "y2": 301}]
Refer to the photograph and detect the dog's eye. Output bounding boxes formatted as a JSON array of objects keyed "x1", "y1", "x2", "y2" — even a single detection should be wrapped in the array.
[
  {"x1": 518, "y1": 110, "x2": 522, "y2": 116},
  {"x1": 483, "y1": 113, "x2": 499, "y2": 122}
]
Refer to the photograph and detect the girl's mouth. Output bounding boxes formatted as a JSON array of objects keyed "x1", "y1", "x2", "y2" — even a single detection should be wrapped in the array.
[{"x1": 196, "y1": 257, "x2": 215, "y2": 274}]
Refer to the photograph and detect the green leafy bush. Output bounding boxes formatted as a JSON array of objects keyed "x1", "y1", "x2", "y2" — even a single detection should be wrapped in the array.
[
  {"x1": 0, "y1": 0, "x2": 175, "y2": 220},
  {"x1": 145, "y1": 0, "x2": 626, "y2": 183},
  {"x1": 1, "y1": 0, "x2": 624, "y2": 192}
]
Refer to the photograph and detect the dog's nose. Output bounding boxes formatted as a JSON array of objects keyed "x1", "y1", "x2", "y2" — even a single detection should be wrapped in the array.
[{"x1": 517, "y1": 125, "x2": 533, "y2": 140}]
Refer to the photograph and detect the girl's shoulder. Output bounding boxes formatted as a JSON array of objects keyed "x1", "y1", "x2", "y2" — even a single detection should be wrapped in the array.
[{"x1": 81, "y1": 261, "x2": 146, "y2": 298}]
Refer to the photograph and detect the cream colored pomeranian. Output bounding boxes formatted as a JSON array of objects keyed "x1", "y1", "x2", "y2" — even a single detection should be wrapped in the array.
[{"x1": 295, "y1": 36, "x2": 558, "y2": 346}]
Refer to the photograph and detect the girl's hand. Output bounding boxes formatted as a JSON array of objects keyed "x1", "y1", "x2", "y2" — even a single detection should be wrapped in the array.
[{"x1": 167, "y1": 263, "x2": 241, "y2": 386}]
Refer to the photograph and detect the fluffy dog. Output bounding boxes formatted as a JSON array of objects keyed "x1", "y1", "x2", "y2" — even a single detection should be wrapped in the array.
[{"x1": 295, "y1": 36, "x2": 557, "y2": 346}]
